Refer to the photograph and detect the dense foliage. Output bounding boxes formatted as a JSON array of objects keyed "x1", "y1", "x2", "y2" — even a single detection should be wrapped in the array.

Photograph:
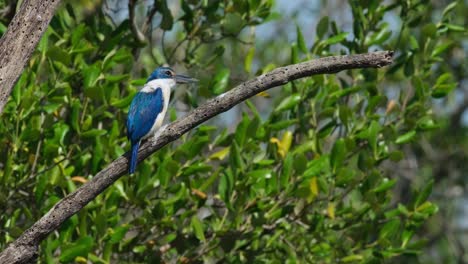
[{"x1": 0, "y1": 0, "x2": 466, "y2": 263}]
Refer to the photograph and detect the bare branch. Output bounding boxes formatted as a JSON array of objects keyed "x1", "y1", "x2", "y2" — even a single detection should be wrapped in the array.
[
  {"x1": 0, "y1": 0, "x2": 62, "y2": 115},
  {"x1": 128, "y1": 0, "x2": 159, "y2": 45},
  {"x1": 142, "y1": 0, "x2": 158, "y2": 35},
  {"x1": 0, "y1": 51, "x2": 394, "y2": 264},
  {"x1": 128, "y1": 0, "x2": 146, "y2": 44}
]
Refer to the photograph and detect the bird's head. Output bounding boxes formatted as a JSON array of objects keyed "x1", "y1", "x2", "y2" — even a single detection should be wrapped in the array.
[{"x1": 147, "y1": 67, "x2": 197, "y2": 84}]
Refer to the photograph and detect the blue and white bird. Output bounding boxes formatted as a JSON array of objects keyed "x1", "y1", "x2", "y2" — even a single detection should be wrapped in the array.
[{"x1": 126, "y1": 67, "x2": 196, "y2": 174}]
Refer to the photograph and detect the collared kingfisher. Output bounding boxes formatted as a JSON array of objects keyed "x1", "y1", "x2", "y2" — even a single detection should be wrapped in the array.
[{"x1": 126, "y1": 67, "x2": 196, "y2": 174}]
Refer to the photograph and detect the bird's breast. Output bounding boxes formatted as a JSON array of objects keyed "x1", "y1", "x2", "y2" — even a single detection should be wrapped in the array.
[{"x1": 141, "y1": 84, "x2": 171, "y2": 140}]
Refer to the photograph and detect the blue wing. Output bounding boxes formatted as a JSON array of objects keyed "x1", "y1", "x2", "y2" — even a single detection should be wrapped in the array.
[{"x1": 126, "y1": 88, "x2": 164, "y2": 144}]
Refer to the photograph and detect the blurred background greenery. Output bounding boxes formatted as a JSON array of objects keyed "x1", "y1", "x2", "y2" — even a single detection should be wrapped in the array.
[{"x1": 0, "y1": 0, "x2": 466, "y2": 263}]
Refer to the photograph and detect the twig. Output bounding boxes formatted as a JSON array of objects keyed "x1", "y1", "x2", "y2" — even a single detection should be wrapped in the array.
[
  {"x1": 142, "y1": 0, "x2": 158, "y2": 35},
  {"x1": 167, "y1": 36, "x2": 188, "y2": 64},
  {"x1": 29, "y1": 112, "x2": 45, "y2": 178},
  {"x1": 0, "y1": 51, "x2": 394, "y2": 264},
  {"x1": 128, "y1": 0, "x2": 146, "y2": 44},
  {"x1": 128, "y1": 0, "x2": 159, "y2": 47}
]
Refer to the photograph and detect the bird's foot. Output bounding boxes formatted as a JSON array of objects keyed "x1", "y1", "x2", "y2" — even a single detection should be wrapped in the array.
[{"x1": 153, "y1": 124, "x2": 168, "y2": 143}]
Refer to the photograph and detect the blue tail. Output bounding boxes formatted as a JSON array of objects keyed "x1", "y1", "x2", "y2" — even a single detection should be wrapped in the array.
[{"x1": 129, "y1": 141, "x2": 140, "y2": 174}]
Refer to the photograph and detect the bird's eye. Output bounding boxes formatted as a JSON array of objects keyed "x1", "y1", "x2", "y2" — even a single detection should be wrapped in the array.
[{"x1": 165, "y1": 71, "x2": 172, "y2": 76}]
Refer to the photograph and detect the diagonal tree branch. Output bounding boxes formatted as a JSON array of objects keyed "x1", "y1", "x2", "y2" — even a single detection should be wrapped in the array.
[
  {"x1": 0, "y1": 51, "x2": 394, "y2": 264},
  {"x1": 0, "y1": 0, "x2": 62, "y2": 115}
]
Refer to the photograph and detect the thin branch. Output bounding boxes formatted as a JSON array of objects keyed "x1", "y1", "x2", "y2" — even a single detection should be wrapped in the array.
[
  {"x1": 128, "y1": 0, "x2": 146, "y2": 44},
  {"x1": 142, "y1": 0, "x2": 158, "y2": 35},
  {"x1": 148, "y1": 19, "x2": 162, "y2": 65},
  {"x1": 167, "y1": 36, "x2": 188, "y2": 63},
  {"x1": 128, "y1": 0, "x2": 159, "y2": 45},
  {"x1": 0, "y1": 0, "x2": 63, "y2": 115},
  {"x1": 0, "y1": 51, "x2": 394, "y2": 264},
  {"x1": 161, "y1": 30, "x2": 172, "y2": 63},
  {"x1": 29, "y1": 112, "x2": 45, "y2": 178}
]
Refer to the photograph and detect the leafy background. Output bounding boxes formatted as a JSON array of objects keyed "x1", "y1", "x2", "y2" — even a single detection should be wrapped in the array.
[{"x1": 0, "y1": 0, "x2": 466, "y2": 263}]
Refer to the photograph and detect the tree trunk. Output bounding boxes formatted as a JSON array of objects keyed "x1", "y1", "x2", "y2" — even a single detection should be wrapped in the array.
[{"x1": 0, "y1": 0, "x2": 62, "y2": 115}]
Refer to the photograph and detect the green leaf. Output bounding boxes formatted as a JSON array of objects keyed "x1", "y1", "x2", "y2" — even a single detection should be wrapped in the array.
[
  {"x1": 47, "y1": 46, "x2": 71, "y2": 65},
  {"x1": 336, "y1": 168, "x2": 356, "y2": 187},
  {"x1": 330, "y1": 138, "x2": 346, "y2": 172},
  {"x1": 402, "y1": 229, "x2": 414, "y2": 248},
  {"x1": 234, "y1": 114, "x2": 250, "y2": 146},
  {"x1": 229, "y1": 141, "x2": 244, "y2": 171},
  {"x1": 247, "y1": 169, "x2": 272, "y2": 180},
  {"x1": 417, "y1": 117, "x2": 439, "y2": 130},
  {"x1": 432, "y1": 83, "x2": 456, "y2": 98},
  {"x1": 415, "y1": 179, "x2": 433, "y2": 208},
  {"x1": 432, "y1": 73, "x2": 457, "y2": 98},
  {"x1": 379, "y1": 219, "x2": 400, "y2": 240},
  {"x1": 209, "y1": 147, "x2": 230, "y2": 160},
  {"x1": 109, "y1": 225, "x2": 130, "y2": 244},
  {"x1": 219, "y1": 170, "x2": 233, "y2": 203},
  {"x1": 367, "y1": 120, "x2": 381, "y2": 153},
  {"x1": 81, "y1": 129, "x2": 107, "y2": 138},
  {"x1": 274, "y1": 94, "x2": 301, "y2": 112},
  {"x1": 409, "y1": 36, "x2": 419, "y2": 50},
  {"x1": 422, "y1": 23, "x2": 437, "y2": 39},
  {"x1": 244, "y1": 46, "x2": 255, "y2": 73},
  {"x1": 293, "y1": 153, "x2": 308, "y2": 174},
  {"x1": 280, "y1": 153, "x2": 293, "y2": 187},
  {"x1": 395, "y1": 130, "x2": 416, "y2": 144},
  {"x1": 291, "y1": 43, "x2": 299, "y2": 64},
  {"x1": 304, "y1": 155, "x2": 329, "y2": 178},
  {"x1": 316, "y1": 16, "x2": 329, "y2": 38},
  {"x1": 212, "y1": 68, "x2": 230, "y2": 95},
  {"x1": 323, "y1": 32, "x2": 348, "y2": 45},
  {"x1": 223, "y1": 13, "x2": 244, "y2": 34},
  {"x1": 191, "y1": 216, "x2": 206, "y2": 242},
  {"x1": 442, "y1": 2, "x2": 458, "y2": 17},
  {"x1": 416, "y1": 201, "x2": 438, "y2": 215},
  {"x1": 296, "y1": 24, "x2": 307, "y2": 53},
  {"x1": 114, "y1": 180, "x2": 129, "y2": 201},
  {"x1": 182, "y1": 163, "x2": 212, "y2": 176},
  {"x1": 365, "y1": 24, "x2": 392, "y2": 46},
  {"x1": 431, "y1": 42, "x2": 452, "y2": 58},
  {"x1": 105, "y1": 74, "x2": 129, "y2": 82},
  {"x1": 133, "y1": 245, "x2": 146, "y2": 253},
  {"x1": 35, "y1": 173, "x2": 48, "y2": 203},
  {"x1": 111, "y1": 91, "x2": 136, "y2": 109},
  {"x1": 53, "y1": 123, "x2": 70, "y2": 146},
  {"x1": 82, "y1": 63, "x2": 101, "y2": 89},
  {"x1": 59, "y1": 236, "x2": 94, "y2": 262},
  {"x1": 342, "y1": 255, "x2": 364, "y2": 262},
  {"x1": 372, "y1": 178, "x2": 396, "y2": 193},
  {"x1": 268, "y1": 119, "x2": 298, "y2": 131},
  {"x1": 443, "y1": 23, "x2": 465, "y2": 32},
  {"x1": 159, "y1": 0, "x2": 174, "y2": 30}
]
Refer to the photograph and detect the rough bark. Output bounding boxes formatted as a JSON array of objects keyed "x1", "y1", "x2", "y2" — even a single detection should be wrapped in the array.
[
  {"x1": 0, "y1": 0, "x2": 62, "y2": 115},
  {"x1": 0, "y1": 51, "x2": 394, "y2": 263}
]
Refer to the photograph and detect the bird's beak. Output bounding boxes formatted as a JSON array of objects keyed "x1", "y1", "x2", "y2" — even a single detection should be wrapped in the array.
[{"x1": 175, "y1": 74, "x2": 198, "y2": 84}]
